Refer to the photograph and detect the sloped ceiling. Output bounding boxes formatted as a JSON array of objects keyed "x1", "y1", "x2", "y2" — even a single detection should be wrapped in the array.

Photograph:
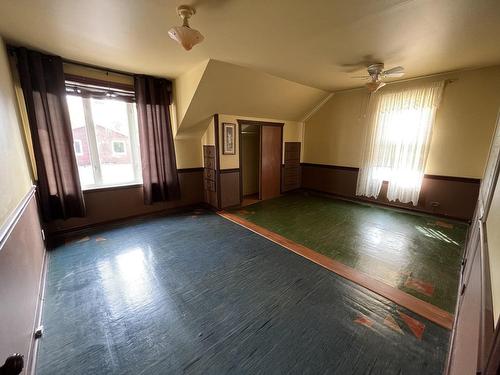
[
  {"x1": 176, "y1": 60, "x2": 329, "y2": 135},
  {"x1": 1, "y1": 1, "x2": 500, "y2": 91},
  {"x1": 173, "y1": 59, "x2": 209, "y2": 132}
]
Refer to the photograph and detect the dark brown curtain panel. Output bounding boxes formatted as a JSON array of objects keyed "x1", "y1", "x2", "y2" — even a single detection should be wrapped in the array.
[
  {"x1": 15, "y1": 47, "x2": 85, "y2": 221},
  {"x1": 134, "y1": 75, "x2": 180, "y2": 204}
]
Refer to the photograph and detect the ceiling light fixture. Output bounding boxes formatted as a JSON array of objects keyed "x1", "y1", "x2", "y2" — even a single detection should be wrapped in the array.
[{"x1": 168, "y1": 5, "x2": 204, "y2": 51}]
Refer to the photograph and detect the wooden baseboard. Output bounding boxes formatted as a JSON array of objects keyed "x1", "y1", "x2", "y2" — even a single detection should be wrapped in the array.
[
  {"x1": 47, "y1": 203, "x2": 205, "y2": 245},
  {"x1": 218, "y1": 210, "x2": 454, "y2": 330},
  {"x1": 301, "y1": 163, "x2": 479, "y2": 221},
  {"x1": 303, "y1": 188, "x2": 470, "y2": 223}
]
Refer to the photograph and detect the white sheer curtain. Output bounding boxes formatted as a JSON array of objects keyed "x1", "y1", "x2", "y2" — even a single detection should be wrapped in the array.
[{"x1": 356, "y1": 81, "x2": 444, "y2": 206}]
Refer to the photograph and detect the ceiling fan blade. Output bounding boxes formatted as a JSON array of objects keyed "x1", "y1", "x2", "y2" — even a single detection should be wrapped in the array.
[
  {"x1": 351, "y1": 75, "x2": 371, "y2": 79},
  {"x1": 382, "y1": 66, "x2": 405, "y2": 77},
  {"x1": 338, "y1": 54, "x2": 379, "y2": 73}
]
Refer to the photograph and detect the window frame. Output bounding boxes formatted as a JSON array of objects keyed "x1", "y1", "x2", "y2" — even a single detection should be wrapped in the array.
[{"x1": 68, "y1": 94, "x2": 142, "y2": 191}]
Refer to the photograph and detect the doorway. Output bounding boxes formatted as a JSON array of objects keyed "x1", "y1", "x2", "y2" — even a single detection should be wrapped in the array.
[
  {"x1": 238, "y1": 120, "x2": 283, "y2": 205},
  {"x1": 240, "y1": 124, "x2": 260, "y2": 206}
]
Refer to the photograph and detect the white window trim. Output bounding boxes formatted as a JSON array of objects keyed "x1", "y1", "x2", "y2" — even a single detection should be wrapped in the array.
[
  {"x1": 73, "y1": 139, "x2": 83, "y2": 156},
  {"x1": 112, "y1": 140, "x2": 127, "y2": 156},
  {"x1": 73, "y1": 97, "x2": 142, "y2": 191}
]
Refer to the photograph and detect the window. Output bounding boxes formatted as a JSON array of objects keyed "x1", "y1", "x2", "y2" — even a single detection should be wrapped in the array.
[
  {"x1": 112, "y1": 140, "x2": 126, "y2": 155},
  {"x1": 73, "y1": 140, "x2": 83, "y2": 156},
  {"x1": 356, "y1": 82, "x2": 444, "y2": 205},
  {"x1": 67, "y1": 95, "x2": 142, "y2": 189}
]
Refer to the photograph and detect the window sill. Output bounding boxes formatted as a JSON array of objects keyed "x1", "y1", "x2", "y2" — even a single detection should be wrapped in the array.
[{"x1": 83, "y1": 183, "x2": 143, "y2": 194}]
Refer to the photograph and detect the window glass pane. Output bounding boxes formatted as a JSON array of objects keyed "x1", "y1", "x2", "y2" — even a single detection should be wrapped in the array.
[
  {"x1": 113, "y1": 141, "x2": 126, "y2": 154},
  {"x1": 90, "y1": 98, "x2": 141, "y2": 186},
  {"x1": 67, "y1": 95, "x2": 95, "y2": 187}
]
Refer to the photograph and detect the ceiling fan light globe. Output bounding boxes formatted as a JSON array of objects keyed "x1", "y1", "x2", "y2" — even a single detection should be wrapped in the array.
[{"x1": 168, "y1": 26, "x2": 204, "y2": 51}]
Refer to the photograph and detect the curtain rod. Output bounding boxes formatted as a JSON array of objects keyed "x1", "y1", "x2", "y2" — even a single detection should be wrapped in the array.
[
  {"x1": 62, "y1": 58, "x2": 135, "y2": 78},
  {"x1": 6, "y1": 44, "x2": 137, "y2": 78},
  {"x1": 61, "y1": 59, "x2": 174, "y2": 84}
]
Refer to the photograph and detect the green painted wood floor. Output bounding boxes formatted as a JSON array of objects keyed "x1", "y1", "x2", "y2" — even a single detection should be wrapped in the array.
[{"x1": 229, "y1": 192, "x2": 467, "y2": 313}]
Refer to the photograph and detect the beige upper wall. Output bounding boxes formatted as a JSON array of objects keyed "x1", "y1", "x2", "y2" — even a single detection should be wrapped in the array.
[
  {"x1": 173, "y1": 60, "x2": 209, "y2": 131},
  {"x1": 63, "y1": 63, "x2": 134, "y2": 85},
  {"x1": 174, "y1": 136, "x2": 203, "y2": 169},
  {"x1": 0, "y1": 38, "x2": 32, "y2": 227},
  {"x1": 201, "y1": 117, "x2": 215, "y2": 146},
  {"x1": 218, "y1": 114, "x2": 303, "y2": 170},
  {"x1": 304, "y1": 66, "x2": 500, "y2": 178}
]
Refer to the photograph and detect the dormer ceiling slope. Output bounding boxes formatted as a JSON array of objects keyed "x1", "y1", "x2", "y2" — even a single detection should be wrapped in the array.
[{"x1": 175, "y1": 60, "x2": 329, "y2": 135}]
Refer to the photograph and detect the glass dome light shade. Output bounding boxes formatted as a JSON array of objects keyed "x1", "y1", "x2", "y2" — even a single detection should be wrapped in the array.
[{"x1": 168, "y1": 25, "x2": 204, "y2": 51}]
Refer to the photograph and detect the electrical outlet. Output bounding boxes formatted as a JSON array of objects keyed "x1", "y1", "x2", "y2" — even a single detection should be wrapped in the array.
[{"x1": 430, "y1": 201, "x2": 440, "y2": 208}]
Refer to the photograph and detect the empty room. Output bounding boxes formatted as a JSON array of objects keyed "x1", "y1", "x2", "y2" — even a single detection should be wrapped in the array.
[{"x1": 1, "y1": 1, "x2": 500, "y2": 374}]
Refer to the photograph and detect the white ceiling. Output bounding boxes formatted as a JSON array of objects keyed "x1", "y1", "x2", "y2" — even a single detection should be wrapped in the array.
[{"x1": 1, "y1": 0, "x2": 500, "y2": 91}]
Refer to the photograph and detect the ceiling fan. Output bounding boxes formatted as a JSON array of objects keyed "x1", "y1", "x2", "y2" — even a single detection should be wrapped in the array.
[{"x1": 353, "y1": 63, "x2": 405, "y2": 92}]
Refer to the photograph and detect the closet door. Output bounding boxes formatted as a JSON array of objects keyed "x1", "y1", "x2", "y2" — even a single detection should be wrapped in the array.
[{"x1": 260, "y1": 125, "x2": 282, "y2": 200}]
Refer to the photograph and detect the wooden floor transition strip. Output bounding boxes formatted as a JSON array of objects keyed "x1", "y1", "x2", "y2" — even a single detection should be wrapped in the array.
[{"x1": 218, "y1": 211, "x2": 454, "y2": 330}]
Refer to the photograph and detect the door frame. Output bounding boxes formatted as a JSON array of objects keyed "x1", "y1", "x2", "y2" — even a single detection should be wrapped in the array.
[
  {"x1": 237, "y1": 119, "x2": 284, "y2": 203},
  {"x1": 445, "y1": 110, "x2": 500, "y2": 374}
]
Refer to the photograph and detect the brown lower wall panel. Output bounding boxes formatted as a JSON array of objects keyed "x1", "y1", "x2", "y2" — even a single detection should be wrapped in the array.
[
  {"x1": 47, "y1": 170, "x2": 204, "y2": 234},
  {"x1": 220, "y1": 169, "x2": 241, "y2": 208},
  {"x1": 301, "y1": 164, "x2": 480, "y2": 221},
  {"x1": 0, "y1": 193, "x2": 45, "y2": 374},
  {"x1": 282, "y1": 164, "x2": 301, "y2": 192}
]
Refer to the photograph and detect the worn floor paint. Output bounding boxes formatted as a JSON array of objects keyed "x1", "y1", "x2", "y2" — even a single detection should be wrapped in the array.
[
  {"x1": 218, "y1": 211, "x2": 453, "y2": 329},
  {"x1": 38, "y1": 211, "x2": 449, "y2": 374},
  {"x1": 229, "y1": 192, "x2": 467, "y2": 313}
]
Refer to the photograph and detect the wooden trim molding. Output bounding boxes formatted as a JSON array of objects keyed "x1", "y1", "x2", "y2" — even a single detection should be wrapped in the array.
[
  {"x1": 308, "y1": 188, "x2": 471, "y2": 223},
  {"x1": 214, "y1": 114, "x2": 221, "y2": 209},
  {"x1": 218, "y1": 210, "x2": 454, "y2": 330},
  {"x1": 0, "y1": 185, "x2": 37, "y2": 251},
  {"x1": 64, "y1": 73, "x2": 135, "y2": 92},
  {"x1": 300, "y1": 162, "x2": 481, "y2": 184},
  {"x1": 424, "y1": 174, "x2": 481, "y2": 184},
  {"x1": 236, "y1": 119, "x2": 284, "y2": 128},
  {"x1": 177, "y1": 167, "x2": 204, "y2": 173},
  {"x1": 219, "y1": 168, "x2": 240, "y2": 174},
  {"x1": 301, "y1": 163, "x2": 359, "y2": 172},
  {"x1": 48, "y1": 203, "x2": 203, "y2": 240}
]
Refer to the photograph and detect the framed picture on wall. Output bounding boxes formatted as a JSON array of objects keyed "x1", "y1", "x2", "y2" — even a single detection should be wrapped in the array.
[{"x1": 223, "y1": 123, "x2": 236, "y2": 155}]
